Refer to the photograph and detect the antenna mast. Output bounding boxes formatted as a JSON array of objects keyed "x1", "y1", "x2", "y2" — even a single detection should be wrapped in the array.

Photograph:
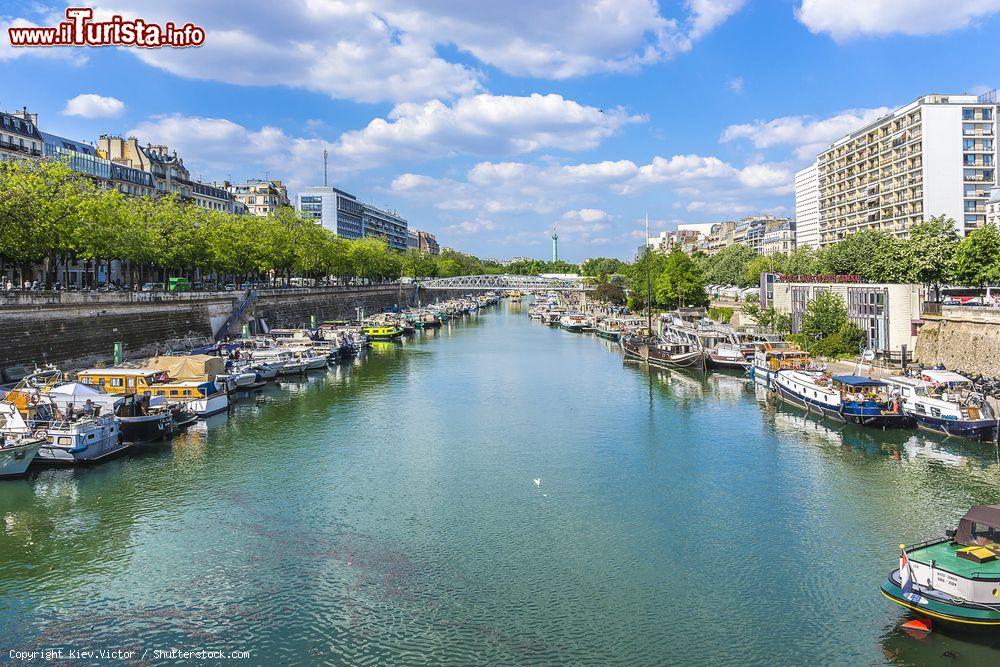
[{"x1": 323, "y1": 149, "x2": 328, "y2": 187}]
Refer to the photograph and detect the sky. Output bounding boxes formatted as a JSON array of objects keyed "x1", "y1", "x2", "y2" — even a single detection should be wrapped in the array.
[{"x1": 2, "y1": 1, "x2": 999, "y2": 262}]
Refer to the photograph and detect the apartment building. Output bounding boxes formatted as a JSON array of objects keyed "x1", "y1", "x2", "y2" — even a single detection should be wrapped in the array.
[
  {"x1": 700, "y1": 221, "x2": 736, "y2": 255},
  {"x1": 804, "y1": 92, "x2": 997, "y2": 245},
  {"x1": 647, "y1": 229, "x2": 701, "y2": 253},
  {"x1": 226, "y1": 179, "x2": 290, "y2": 217},
  {"x1": 415, "y1": 230, "x2": 440, "y2": 255},
  {"x1": 794, "y1": 162, "x2": 819, "y2": 248},
  {"x1": 988, "y1": 185, "x2": 1000, "y2": 227},
  {"x1": 0, "y1": 108, "x2": 43, "y2": 163},
  {"x1": 762, "y1": 219, "x2": 796, "y2": 256}
]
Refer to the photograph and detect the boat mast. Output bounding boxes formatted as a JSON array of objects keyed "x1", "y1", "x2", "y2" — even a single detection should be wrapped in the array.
[{"x1": 644, "y1": 212, "x2": 652, "y2": 335}]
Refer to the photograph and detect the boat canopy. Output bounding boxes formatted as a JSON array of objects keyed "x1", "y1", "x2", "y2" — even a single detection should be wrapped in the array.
[
  {"x1": 921, "y1": 370, "x2": 971, "y2": 385},
  {"x1": 832, "y1": 375, "x2": 886, "y2": 388},
  {"x1": 955, "y1": 505, "x2": 1000, "y2": 546},
  {"x1": 142, "y1": 355, "x2": 224, "y2": 382}
]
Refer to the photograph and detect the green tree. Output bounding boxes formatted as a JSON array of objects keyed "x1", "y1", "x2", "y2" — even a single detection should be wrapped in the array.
[
  {"x1": 655, "y1": 247, "x2": 708, "y2": 307},
  {"x1": 703, "y1": 244, "x2": 756, "y2": 286},
  {"x1": 905, "y1": 216, "x2": 958, "y2": 296},
  {"x1": 782, "y1": 246, "x2": 818, "y2": 275},
  {"x1": 626, "y1": 249, "x2": 668, "y2": 310},
  {"x1": 592, "y1": 275, "x2": 627, "y2": 305},
  {"x1": 954, "y1": 223, "x2": 1000, "y2": 287},
  {"x1": 800, "y1": 291, "x2": 849, "y2": 342}
]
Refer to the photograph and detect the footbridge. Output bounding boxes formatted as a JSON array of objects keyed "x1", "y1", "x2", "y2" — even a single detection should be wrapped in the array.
[{"x1": 417, "y1": 274, "x2": 593, "y2": 291}]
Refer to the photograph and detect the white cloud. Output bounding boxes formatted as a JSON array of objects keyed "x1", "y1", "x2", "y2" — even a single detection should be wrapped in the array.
[
  {"x1": 0, "y1": 16, "x2": 87, "y2": 63},
  {"x1": 685, "y1": 200, "x2": 752, "y2": 215},
  {"x1": 564, "y1": 208, "x2": 609, "y2": 223},
  {"x1": 687, "y1": 0, "x2": 746, "y2": 40},
  {"x1": 3, "y1": 0, "x2": 743, "y2": 104},
  {"x1": 334, "y1": 93, "x2": 644, "y2": 169},
  {"x1": 63, "y1": 94, "x2": 126, "y2": 118},
  {"x1": 728, "y1": 76, "x2": 744, "y2": 93},
  {"x1": 560, "y1": 208, "x2": 611, "y2": 235},
  {"x1": 720, "y1": 107, "x2": 892, "y2": 160},
  {"x1": 796, "y1": 0, "x2": 1000, "y2": 40},
  {"x1": 445, "y1": 218, "x2": 499, "y2": 234}
]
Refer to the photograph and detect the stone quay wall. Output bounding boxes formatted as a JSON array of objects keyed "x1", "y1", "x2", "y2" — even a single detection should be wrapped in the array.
[
  {"x1": 0, "y1": 285, "x2": 417, "y2": 372},
  {"x1": 914, "y1": 306, "x2": 1000, "y2": 376}
]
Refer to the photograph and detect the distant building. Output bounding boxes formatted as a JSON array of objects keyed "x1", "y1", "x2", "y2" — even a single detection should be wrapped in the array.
[
  {"x1": 700, "y1": 221, "x2": 736, "y2": 255},
  {"x1": 41, "y1": 129, "x2": 155, "y2": 197},
  {"x1": 1, "y1": 107, "x2": 43, "y2": 163},
  {"x1": 797, "y1": 92, "x2": 999, "y2": 244},
  {"x1": 762, "y1": 219, "x2": 796, "y2": 256},
  {"x1": 416, "y1": 230, "x2": 440, "y2": 255},
  {"x1": 407, "y1": 229, "x2": 420, "y2": 250},
  {"x1": 226, "y1": 179, "x2": 290, "y2": 217},
  {"x1": 795, "y1": 161, "x2": 819, "y2": 248},
  {"x1": 988, "y1": 185, "x2": 1000, "y2": 227},
  {"x1": 647, "y1": 229, "x2": 701, "y2": 253},
  {"x1": 296, "y1": 186, "x2": 408, "y2": 251}
]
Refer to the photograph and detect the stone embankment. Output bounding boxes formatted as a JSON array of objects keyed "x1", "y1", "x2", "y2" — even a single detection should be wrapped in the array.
[
  {"x1": 914, "y1": 306, "x2": 1000, "y2": 376},
  {"x1": 1, "y1": 285, "x2": 419, "y2": 371}
]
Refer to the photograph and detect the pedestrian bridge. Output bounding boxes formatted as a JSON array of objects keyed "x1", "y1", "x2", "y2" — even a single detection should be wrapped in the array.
[{"x1": 417, "y1": 274, "x2": 593, "y2": 291}]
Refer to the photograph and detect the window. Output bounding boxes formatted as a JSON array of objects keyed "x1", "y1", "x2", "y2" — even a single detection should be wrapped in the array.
[{"x1": 109, "y1": 377, "x2": 124, "y2": 388}]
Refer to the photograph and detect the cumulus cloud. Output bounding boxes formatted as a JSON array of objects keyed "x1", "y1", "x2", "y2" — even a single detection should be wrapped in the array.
[
  {"x1": 63, "y1": 94, "x2": 126, "y2": 118},
  {"x1": 720, "y1": 107, "x2": 892, "y2": 160},
  {"x1": 0, "y1": 0, "x2": 745, "y2": 103},
  {"x1": 334, "y1": 94, "x2": 644, "y2": 169},
  {"x1": 445, "y1": 218, "x2": 499, "y2": 234},
  {"x1": 0, "y1": 16, "x2": 87, "y2": 63},
  {"x1": 796, "y1": 0, "x2": 1000, "y2": 40}
]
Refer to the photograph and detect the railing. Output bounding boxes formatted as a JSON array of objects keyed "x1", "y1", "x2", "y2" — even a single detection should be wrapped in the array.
[{"x1": 215, "y1": 290, "x2": 258, "y2": 341}]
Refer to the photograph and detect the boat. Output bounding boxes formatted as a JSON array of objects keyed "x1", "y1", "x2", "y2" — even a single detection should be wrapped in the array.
[
  {"x1": 706, "y1": 342, "x2": 751, "y2": 370},
  {"x1": 881, "y1": 506, "x2": 1000, "y2": 627},
  {"x1": 749, "y1": 341, "x2": 814, "y2": 388},
  {"x1": 594, "y1": 318, "x2": 624, "y2": 342},
  {"x1": 621, "y1": 334, "x2": 706, "y2": 371},
  {"x1": 884, "y1": 371, "x2": 998, "y2": 441},
  {"x1": 363, "y1": 324, "x2": 404, "y2": 341},
  {"x1": 78, "y1": 355, "x2": 229, "y2": 418},
  {"x1": 47, "y1": 380, "x2": 173, "y2": 444},
  {"x1": 0, "y1": 391, "x2": 126, "y2": 466},
  {"x1": 0, "y1": 429, "x2": 45, "y2": 478},
  {"x1": 772, "y1": 371, "x2": 911, "y2": 428},
  {"x1": 249, "y1": 347, "x2": 308, "y2": 375},
  {"x1": 559, "y1": 314, "x2": 589, "y2": 332}
]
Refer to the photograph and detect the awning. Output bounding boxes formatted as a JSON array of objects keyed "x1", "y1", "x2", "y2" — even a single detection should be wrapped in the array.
[
  {"x1": 955, "y1": 505, "x2": 1000, "y2": 546},
  {"x1": 832, "y1": 375, "x2": 886, "y2": 387}
]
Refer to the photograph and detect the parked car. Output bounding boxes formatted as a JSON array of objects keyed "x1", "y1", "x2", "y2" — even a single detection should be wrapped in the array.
[
  {"x1": 223, "y1": 283, "x2": 236, "y2": 291},
  {"x1": 141, "y1": 282, "x2": 164, "y2": 292}
]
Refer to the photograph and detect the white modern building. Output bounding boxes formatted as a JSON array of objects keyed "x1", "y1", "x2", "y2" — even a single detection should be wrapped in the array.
[
  {"x1": 296, "y1": 186, "x2": 408, "y2": 251},
  {"x1": 798, "y1": 92, "x2": 997, "y2": 245},
  {"x1": 794, "y1": 161, "x2": 819, "y2": 248}
]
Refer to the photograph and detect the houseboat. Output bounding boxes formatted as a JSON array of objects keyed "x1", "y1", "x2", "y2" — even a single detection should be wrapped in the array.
[
  {"x1": 78, "y1": 355, "x2": 229, "y2": 417},
  {"x1": 559, "y1": 314, "x2": 590, "y2": 333},
  {"x1": 772, "y1": 371, "x2": 910, "y2": 428},
  {"x1": 621, "y1": 334, "x2": 706, "y2": 371},
  {"x1": 594, "y1": 318, "x2": 624, "y2": 342},
  {"x1": 363, "y1": 324, "x2": 404, "y2": 341},
  {"x1": 884, "y1": 371, "x2": 997, "y2": 441},
  {"x1": 881, "y1": 505, "x2": 1000, "y2": 627},
  {"x1": 1, "y1": 391, "x2": 125, "y2": 465},
  {"x1": 249, "y1": 347, "x2": 308, "y2": 375},
  {"x1": 749, "y1": 341, "x2": 814, "y2": 388},
  {"x1": 706, "y1": 342, "x2": 751, "y2": 371},
  {"x1": 48, "y1": 380, "x2": 173, "y2": 444}
]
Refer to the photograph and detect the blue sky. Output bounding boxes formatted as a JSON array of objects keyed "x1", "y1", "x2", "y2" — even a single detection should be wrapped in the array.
[{"x1": 3, "y1": 1, "x2": 999, "y2": 261}]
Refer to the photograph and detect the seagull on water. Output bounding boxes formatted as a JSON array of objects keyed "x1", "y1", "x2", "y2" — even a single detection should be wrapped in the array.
[{"x1": 533, "y1": 478, "x2": 541, "y2": 487}]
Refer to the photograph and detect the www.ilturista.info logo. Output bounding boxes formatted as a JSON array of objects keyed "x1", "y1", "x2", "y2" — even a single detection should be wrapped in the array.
[{"x1": 7, "y1": 8, "x2": 205, "y2": 49}]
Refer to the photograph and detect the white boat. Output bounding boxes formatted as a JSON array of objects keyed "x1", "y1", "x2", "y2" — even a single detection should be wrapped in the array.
[
  {"x1": 0, "y1": 430, "x2": 45, "y2": 478},
  {"x1": 285, "y1": 346, "x2": 328, "y2": 371},
  {"x1": 251, "y1": 348, "x2": 308, "y2": 375},
  {"x1": 706, "y1": 342, "x2": 750, "y2": 370},
  {"x1": 885, "y1": 371, "x2": 997, "y2": 441},
  {"x1": 0, "y1": 396, "x2": 126, "y2": 466},
  {"x1": 749, "y1": 341, "x2": 814, "y2": 388}
]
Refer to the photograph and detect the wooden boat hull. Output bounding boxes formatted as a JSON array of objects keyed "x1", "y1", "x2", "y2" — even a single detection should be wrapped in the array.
[
  {"x1": 706, "y1": 354, "x2": 750, "y2": 370},
  {"x1": 622, "y1": 339, "x2": 705, "y2": 371}
]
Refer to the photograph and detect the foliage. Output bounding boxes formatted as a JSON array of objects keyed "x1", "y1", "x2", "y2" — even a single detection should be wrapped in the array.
[
  {"x1": 954, "y1": 223, "x2": 1000, "y2": 287},
  {"x1": 743, "y1": 303, "x2": 790, "y2": 334},
  {"x1": 626, "y1": 249, "x2": 668, "y2": 311},
  {"x1": 799, "y1": 291, "x2": 849, "y2": 342},
  {"x1": 906, "y1": 216, "x2": 958, "y2": 290},
  {"x1": 654, "y1": 247, "x2": 708, "y2": 307},
  {"x1": 592, "y1": 275, "x2": 627, "y2": 305},
  {"x1": 707, "y1": 306, "x2": 734, "y2": 324},
  {"x1": 702, "y1": 244, "x2": 756, "y2": 286},
  {"x1": 809, "y1": 321, "x2": 865, "y2": 358},
  {"x1": 581, "y1": 257, "x2": 627, "y2": 277}
]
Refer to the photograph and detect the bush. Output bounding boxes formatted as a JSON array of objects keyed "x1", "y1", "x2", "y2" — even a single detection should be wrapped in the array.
[{"x1": 708, "y1": 306, "x2": 734, "y2": 324}]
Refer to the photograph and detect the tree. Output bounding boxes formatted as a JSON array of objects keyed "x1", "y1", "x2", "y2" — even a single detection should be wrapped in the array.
[
  {"x1": 800, "y1": 291, "x2": 849, "y2": 342},
  {"x1": 626, "y1": 249, "x2": 668, "y2": 310},
  {"x1": 655, "y1": 247, "x2": 708, "y2": 307},
  {"x1": 592, "y1": 276, "x2": 626, "y2": 305},
  {"x1": 703, "y1": 244, "x2": 755, "y2": 286},
  {"x1": 954, "y1": 223, "x2": 1000, "y2": 288},
  {"x1": 905, "y1": 216, "x2": 958, "y2": 296},
  {"x1": 581, "y1": 257, "x2": 627, "y2": 276},
  {"x1": 782, "y1": 246, "x2": 818, "y2": 275}
]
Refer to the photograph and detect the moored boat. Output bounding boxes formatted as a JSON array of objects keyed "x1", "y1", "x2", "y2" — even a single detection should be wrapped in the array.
[
  {"x1": 749, "y1": 341, "x2": 814, "y2": 388},
  {"x1": 885, "y1": 371, "x2": 997, "y2": 441},
  {"x1": 0, "y1": 429, "x2": 45, "y2": 478},
  {"x1": 706, "y1": 342, "x2": 751, "y2": 370},
  {"x1": 621, "y1": 334, "x2": 706, "y2": 371},
  {"x1": 881, "y1": 506, "x2": 1000, "y2": 627},
  {"x1": 773, "y1": 371, "x2": 910, "y2": 428}
]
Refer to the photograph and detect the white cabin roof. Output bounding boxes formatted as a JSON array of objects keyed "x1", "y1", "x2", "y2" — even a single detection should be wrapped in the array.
[{"x1": 921, "y1": 370, "x2": 970, "y2": 384}]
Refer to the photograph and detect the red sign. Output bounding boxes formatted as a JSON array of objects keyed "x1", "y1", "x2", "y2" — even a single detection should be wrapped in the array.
[{"x1": 777, "y1": 274, "x2": 861, "y2": 283}]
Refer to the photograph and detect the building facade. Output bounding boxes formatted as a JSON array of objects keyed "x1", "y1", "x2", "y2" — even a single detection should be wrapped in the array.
[
  {"x1": 794, "y1": 161, "x2": 819, "y2": 248},
  {"x1": 760, "y1": 274, "x2": 924, "y2": 357},
  {"x1": 296, "y1": 186, "x2": 408, "y2": 250},
  {"x1": 762, "y1": 219, "x2": 796, "y2": 256},
  {"x1": 700, "y1": 221, "x2": 736, "y2": 255},
  {"x1": 226, "y1": 179, "x2": 290, "y2": 217},
  {"x1": 988, "y1": 185, "x2": 1000, "y2": 227},
  {"x1": 802, "y1": 92, "x2": 998, "y2": 246},
  {"x1": 1, "y1": 108, "x2": 43, "y2": 163},
  {"x1": 416, "y1": 230, "x2": 440, "y2": 255}
]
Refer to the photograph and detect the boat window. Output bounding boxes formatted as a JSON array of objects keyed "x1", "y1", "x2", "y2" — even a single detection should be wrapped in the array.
[
  {"x1": 973, "y1": 523, "x2": 1000, "y2": 545},
  {"x1": 109, "y1": 378, "x2": 124, "y2": 388},
  {"x1": 57, "y1": 436, "x2": 71, "y2": 445},
  {"x1": 127, "y1": 378, "x2": 135, "y2": 388},
  {"x1": 930, "y1": 407, "x2": 941, "y2": 418},
  {"x1": 184, "y1": 391, "x2": 192, "y2": 396},
  {"x1": 169, "y1": 390, "x2": 178, "y2": 397},
  {"x1": 914, "y1": 403, "x2": 926, "y2": 414},
  {"x1": 88, "y1": 434, "x2": 95, "y2": 440},
  {"x1": 913, "y1": 386, "x2": 928, "y2": 397}
]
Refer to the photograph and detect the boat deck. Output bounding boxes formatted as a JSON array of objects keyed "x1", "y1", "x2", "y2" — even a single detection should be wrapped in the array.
[{"x1": 911, "y1": 540, "x2": 1000, "y2": 577}]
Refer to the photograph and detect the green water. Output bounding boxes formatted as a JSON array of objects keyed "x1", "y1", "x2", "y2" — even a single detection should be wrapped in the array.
[{"x1": 2, "y1": 302, "x2": 1000, "y2": 665}]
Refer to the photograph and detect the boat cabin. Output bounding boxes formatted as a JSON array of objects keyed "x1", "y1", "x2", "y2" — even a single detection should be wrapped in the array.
[{"x1": 78, "y1": 369, "x2": 218, "y2": 402}]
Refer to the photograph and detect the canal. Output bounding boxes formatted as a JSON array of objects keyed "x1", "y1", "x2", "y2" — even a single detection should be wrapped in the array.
[{"x1": 2, "y1": 301, "x2": 999, "y2": 665}]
